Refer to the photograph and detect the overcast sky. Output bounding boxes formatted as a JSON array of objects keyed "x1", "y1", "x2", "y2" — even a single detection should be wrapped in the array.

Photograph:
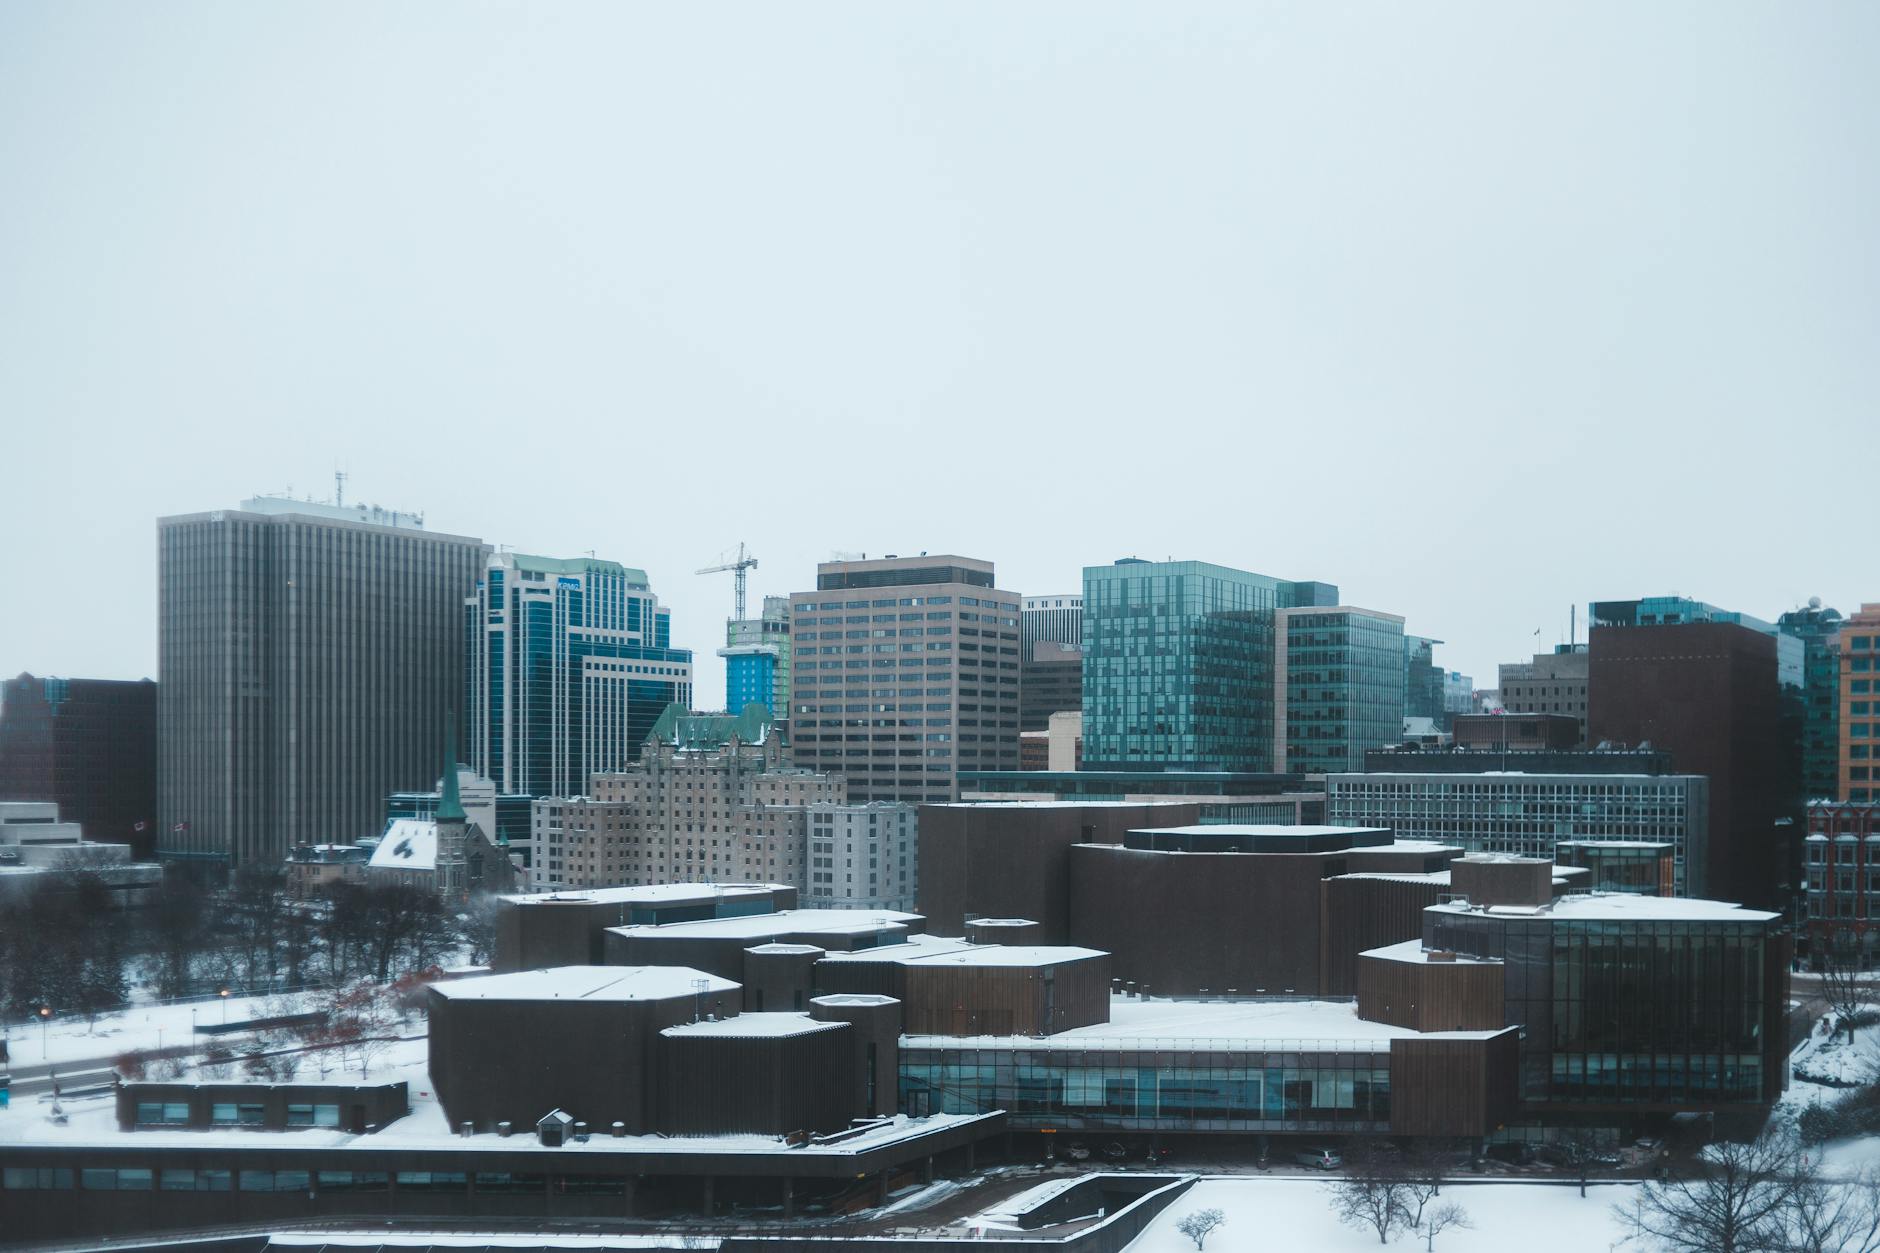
[{"x1": 3, "y1": 2, "x2": 1876, "y2": 703}]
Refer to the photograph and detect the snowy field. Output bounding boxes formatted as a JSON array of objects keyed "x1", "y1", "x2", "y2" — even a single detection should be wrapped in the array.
[
  {"x1": 1, "y1": 993, "x2": 291, "y2": 1067},
  {"x1": 1125, "y1": 1178, "x2": 1637, "y2": 1252}
]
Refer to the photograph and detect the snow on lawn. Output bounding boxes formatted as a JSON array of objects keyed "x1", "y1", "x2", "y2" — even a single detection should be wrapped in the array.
[
  {"x1": 1792, "y1": 1009, "x2": 1880, "y2": 1088},
  {"x1": 1, "y1": 993, "x2": 299, "y2": 1068},
  {"x1": 1126, "y1": 1178, "x2": 1637, "y2": 1253}
]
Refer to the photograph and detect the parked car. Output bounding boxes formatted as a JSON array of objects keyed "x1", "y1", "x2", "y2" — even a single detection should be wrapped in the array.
[{"x1": 1294, "y1": 1147, "x2": 1343, "y2": 1170}]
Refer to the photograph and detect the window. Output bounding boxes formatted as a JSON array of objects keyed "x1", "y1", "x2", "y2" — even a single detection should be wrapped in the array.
[
  {"x1": 136, "y1": 1102, "x2": 190, "y2": 1126},
  {"x1": 82, "y1": 1168, "x2": 153, "y2": 1191},
  {"x1": 318, "y1": 1170, "x2": 388, "y2": 1192},
  {"x1": 396, "y1": 1172, "x2": 468, "y2": 1191},
  {"x1": 287, "y1": 1103, "x2": 340, "y2": 1127},
  {"x1": 4, "y1": 1168, "x2": 74, "y2": 1190},
  {"x1": 212, "y1": 1103, "x2": 265, "y2": 1126}
]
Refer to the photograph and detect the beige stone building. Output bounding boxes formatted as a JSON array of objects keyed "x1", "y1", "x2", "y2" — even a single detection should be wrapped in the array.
[{"x1": 530, "y1": 704, "x2": 845, "y2": 891}]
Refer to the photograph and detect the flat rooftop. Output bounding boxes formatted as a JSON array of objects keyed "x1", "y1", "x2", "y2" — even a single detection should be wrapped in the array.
[
  {"x1": 1431, "y1": 892, "x2": 1778, "y2": 923},
  {"x1": 608, "y1": 908, "x2": 923, "y2": 942},
  {"x1": 1361, "y1": 939, "x2": 1499, "y2": 966},
  {"x1": 430, "y1": 966, "x2": 738, "y2": 1003},
  {"x1": 499, "y1": 882, "x2": 786, "y2": 907},
  {"x1": 661, "y1": 1012, "x2": 844, "y2": 1040},
  {"x1": 904, "y1": 996, "x2": 1509, "y2": 1053}
]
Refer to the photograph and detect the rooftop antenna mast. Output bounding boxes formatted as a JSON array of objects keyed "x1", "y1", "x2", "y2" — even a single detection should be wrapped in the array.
[
  {"x1": 334, "y1": 469, "x2": 348, "y2": 509},
  {"x1": 697, "y1": 542, "x2": 759, "y2": 622}
]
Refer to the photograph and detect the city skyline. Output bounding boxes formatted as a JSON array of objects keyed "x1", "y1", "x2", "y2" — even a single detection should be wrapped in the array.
[{"x1": 3, "y1": 3, "x2": 1876, "y2": 704}]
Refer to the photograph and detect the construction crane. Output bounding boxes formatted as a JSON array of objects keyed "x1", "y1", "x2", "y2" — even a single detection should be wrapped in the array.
[{"x1": 697, "y1": 543, "x2": 759, "y2": 622}]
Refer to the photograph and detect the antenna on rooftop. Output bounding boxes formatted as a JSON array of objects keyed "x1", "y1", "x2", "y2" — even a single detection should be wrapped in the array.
[{"x1": 334, "y1": 469, "x2": 348, "y2": 509}]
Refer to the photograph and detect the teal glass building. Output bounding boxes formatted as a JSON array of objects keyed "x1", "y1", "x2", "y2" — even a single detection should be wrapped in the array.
[
  {"x1": 465, "y1": 554, "x2": 693, "y2": 799},
  {"x1": 1081, "y1": 559, "x2": 1336, "y2": 772},
  {"x1": 1276, "y1": 606, "x2": 1406, "y2": 774}
]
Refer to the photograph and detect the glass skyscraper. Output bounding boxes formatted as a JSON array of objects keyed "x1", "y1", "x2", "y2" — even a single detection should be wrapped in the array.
[
  {"x1": 1275, "y1": 606, "x2": 1405, "y2": 774},
  {"x1": 465, "y1": 553, "x2": 692, "y2": 799},
  {"x1": 1081, "y1": 559, "x2": 1336, "y2": 772}
]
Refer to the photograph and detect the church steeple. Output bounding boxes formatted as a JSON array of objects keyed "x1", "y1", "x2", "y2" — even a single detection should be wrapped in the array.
[{"x1": 437, "y1": 715, "x2": 465, "y2": 823}]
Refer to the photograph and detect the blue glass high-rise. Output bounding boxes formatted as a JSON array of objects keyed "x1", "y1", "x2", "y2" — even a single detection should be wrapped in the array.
[
  {"x1": 465, "y1": 554, "x2": 693, "y2": 798},
  {"x1": 1081, "y1": 559, "x2": 1336, "y2": 772}
]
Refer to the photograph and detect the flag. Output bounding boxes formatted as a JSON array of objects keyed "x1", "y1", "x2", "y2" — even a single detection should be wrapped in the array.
[{"x1": 172, "y1": 821, "x2": 189, "y2": 832}]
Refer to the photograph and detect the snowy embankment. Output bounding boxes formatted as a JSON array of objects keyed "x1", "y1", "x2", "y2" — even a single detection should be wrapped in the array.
[
  {"x1": 1792, "y1": 1007, "x2": 1880, "y2": 1088},
  {"x1": 1124, "y1": 1178, "x2": 1636, "y2": 1252}
]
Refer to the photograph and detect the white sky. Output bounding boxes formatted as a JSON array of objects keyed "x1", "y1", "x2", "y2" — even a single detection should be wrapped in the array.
[{"x1": 2, "y1": 2, "x2": 1876, "y2": 702}]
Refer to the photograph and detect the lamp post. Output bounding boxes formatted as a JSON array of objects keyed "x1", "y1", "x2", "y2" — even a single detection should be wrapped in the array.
[
  {"x1": 219, "y1": 988, "x2": 231, "y2": 1025},
  {"x1": 38, "y1": 1006, "x2": 51, "y2": 1060}
]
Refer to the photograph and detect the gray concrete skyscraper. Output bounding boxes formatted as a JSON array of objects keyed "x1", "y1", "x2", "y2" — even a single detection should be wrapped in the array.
[{"x1": 157, "y1": 496, "x2": 488, "y2": 868}]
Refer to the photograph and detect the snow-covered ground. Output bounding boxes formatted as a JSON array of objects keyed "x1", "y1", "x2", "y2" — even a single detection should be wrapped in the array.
[
  {"x1": 1, "y1": 993, "x2": 303, "y2": 1069},
  {"x1": 1792, "y1": 1009, "x2": 1880, "y2": 1088},
  {"x1": 1124, "y1": 1178, "x2": 1637, "y2": 1252}
]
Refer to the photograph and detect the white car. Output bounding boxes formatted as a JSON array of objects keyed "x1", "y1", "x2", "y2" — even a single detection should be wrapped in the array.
[{"x1": 1294, "y1": 1147, "x2": 1343, "y2": 1170}]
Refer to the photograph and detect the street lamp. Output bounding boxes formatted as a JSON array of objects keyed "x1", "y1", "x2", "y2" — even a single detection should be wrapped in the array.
[
  {"x1": 38, "y1": 1006, "x2": 51, "y2": 1060},
  {"x1": 219, "y1": 988, "x2": 231, "y2": 1025}
]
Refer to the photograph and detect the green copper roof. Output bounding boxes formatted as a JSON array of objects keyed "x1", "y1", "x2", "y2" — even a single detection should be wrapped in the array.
[
  {"x1": 436, "y1": 718, "x2": 465, "y2": 822},
  {"x1": 510, "y1": 553, "x2": 648, "y2": 584},
  {"x1": 646, "y1": 702, "x2": 774, "y2": 752}
]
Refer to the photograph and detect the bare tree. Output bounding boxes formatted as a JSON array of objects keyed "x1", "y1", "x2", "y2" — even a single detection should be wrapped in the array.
[
  {"x1": 1780, "y1": 1159, "x2": 1880, "y2": 1253},
  {"x1": 1820, "y1": 930, "x2": 1873, "y2": 1042},
  {"x1": 1174, "y1": 1208, "x2": 1226, "y2": 1251},
  {"x1": 1329, "y1": 1170, "x2": 1411, "y2": 1245},
  {"x1": 1557, "y1": 1127, "x2": 1609, "y2": 1199},
  {"x1": 1625, "y1": 1131, "x2": 1801, "y2": 1253},
  {"x1": 1419, "y1": 1200, "x2": 1470, "y2": 1251}
]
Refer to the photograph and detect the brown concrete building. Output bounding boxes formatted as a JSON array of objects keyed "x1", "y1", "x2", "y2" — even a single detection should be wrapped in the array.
[
  {"x1": 492, "y1": 882, "x2": 796, "y2": 972},
  {"x1": 118, "y1": 1082, "x2": 408, "y2": 1136},
  {"x1": 788, "y1": 555, "x2": 1022, "y2": 804},
  {"x1": 1839, "y1": 605, "x2": 1880, "y2": 804},
  {"x1": 817, "y1": 941, "x2": 1111, "y2": 1036},
  {"x1": 917, "y1": 800, "x2": 1200, "y2": 941},
  {"x1": 1452, "y1": 712, "x2": 1581, "y2": 752},
  {"x1": 1067, "y1": 825, "x2": 1394, "y2": 997},
  {"x1": 1589, "y1": 621, "x2": 1791, "y2": 907},
  {"x1": 603, "y1": 908, "x2": 928, "y2": 982},
  {"x1": 0, "y1": 673, "x2": 157, "y2": 858}
]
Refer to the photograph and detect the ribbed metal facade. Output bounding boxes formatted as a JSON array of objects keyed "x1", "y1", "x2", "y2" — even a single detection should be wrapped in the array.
[{"x1": 157, "y1": 504, "x2": 487, "y2": 867}]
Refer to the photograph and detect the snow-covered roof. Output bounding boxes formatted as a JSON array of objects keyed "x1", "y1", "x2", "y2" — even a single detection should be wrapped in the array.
[
  {"x1": 745, "y1": 942, "x2": 825, "y2": 956},
  {"x1": 609, "y1": 908, "x2": 922, "y2": 942},
  {"x1": 904, "y1": 995, "x2": 1510, "y2": 1053},
  {"x1": 660, "y1": 1013, "x2": 845, "y2": 1040},
  {"x1": 902, "y1": 945, "x2": 1107, "y2": 969},
  {"x1": 1130, "y1": 824, "x2": 1388, "y2": 839},
  {"x1": 1431, "y1": 892, "x2": 1778, "y2": 924},
  {"x1": 369, "y1": 818, "x2": 437, "y2": 872},
  {"x1": 811, "y1": 994, "x2": 899, "y2": 1008},
  {"x1": 430, "y1": 965, "x2": 737, "y2": 1003},
  {"x1": 816, "y1": 935, "x2": 977, "y2": 964},
  {"x1": 499, "y1": 882, "x2": 785, "y2": 907},
  {"x1": 1361, "y1": 939, "x2": 1499, "y2": 966}
]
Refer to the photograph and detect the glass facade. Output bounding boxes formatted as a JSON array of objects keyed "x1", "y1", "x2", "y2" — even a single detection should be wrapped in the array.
[
  {"x1": 899, "y1": 1045, "x2": 1391, "y2": 1132},
  {"x1": 465, "y1": 554, "x2": 692, "y2": 798},
  {"x1": 1279, "y1": 608, "x2": 1405, "y2": 774},
  {"x1": 1426, "y1": 910, "x2": 1770, "y2": 1106},
  {"x1": 1081, "y1": 560, "x2": 1335, "y2": 772}
]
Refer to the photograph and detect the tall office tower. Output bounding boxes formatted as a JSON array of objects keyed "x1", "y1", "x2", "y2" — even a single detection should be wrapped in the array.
[
  {"x1": 465, "y1": 553, "x2": 693, "y2": 800},
  {"x1": 0, "y1": 674, "x2": 157, "y2": 858},
  {"x1": 1839, "y1": 604, "x2": 1880, "y2": 803},
  {"x1": 1779, "y1": 598, "x2": 1846, "y2": 802},
  {"x1": 1498, "y1": 644, "x2": 1590, "y2": 745},
  {"x1": 1588, "y1": 599, "x2": 1796, "y2": 908},
  {"x1": 788, "y1": 555, "x2": 1021, "y2": 803},
  {"x1": 1402, "y1": 635, "x2": 1445, "y2": 728},
  {"x1": 1081, "y1": 559, "x2": 1337, "y2": 772},
  {"x1": 1273, "y1": 606, "x2": 1405, "y2": 774},
  {"x1": 1021, "y1": 594, "x2": 1083, "y2": 654},
  {"x1": 1019, "y1": 640, "x2": 1083, "y2": 732},
  {"x1": 530, "y1": 703, "x2": 841, "y2": 891},
  {"x1": 1442, "y1": 671, "x2": 1474, "y2": 718},
  {"x1": 719, "y1": 595, "x2": 792, "y2": 717},
  {"x1": 158, "y1": 497, "x2": 488, "y2": 868}
]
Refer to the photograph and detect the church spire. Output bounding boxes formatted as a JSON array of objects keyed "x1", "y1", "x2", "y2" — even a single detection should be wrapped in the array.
[{"x1": 437, "y1": 714, "x2": 465, "y2": 822}]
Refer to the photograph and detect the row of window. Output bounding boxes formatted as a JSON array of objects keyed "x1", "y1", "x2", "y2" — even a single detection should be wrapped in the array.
[{"x1": 1, "y1": 1168, "x2": 631, "y2": 1194}]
